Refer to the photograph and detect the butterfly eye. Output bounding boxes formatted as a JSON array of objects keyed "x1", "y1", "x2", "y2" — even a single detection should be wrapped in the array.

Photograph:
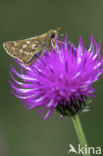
[{"x1": 50, "y1": 32, "x2": 55, "y2": 38}]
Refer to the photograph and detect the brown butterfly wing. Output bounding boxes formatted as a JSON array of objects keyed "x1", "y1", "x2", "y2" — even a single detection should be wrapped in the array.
[
  {"x1": 3, "y1": 30, "x2": 58, "y2": 65},
  {"x1": 3, "y1": 38, "x2": 42, "y2": 65}
]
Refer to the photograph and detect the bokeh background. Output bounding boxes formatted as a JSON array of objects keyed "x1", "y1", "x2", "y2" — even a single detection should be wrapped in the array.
[{"x1": 0, "y1": 0, "x2": 103, "y2": 156}]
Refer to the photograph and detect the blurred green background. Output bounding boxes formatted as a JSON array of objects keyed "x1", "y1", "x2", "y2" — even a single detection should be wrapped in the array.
[{"x1": 0, "y1": 0, "x2": 103, "y2": 156}]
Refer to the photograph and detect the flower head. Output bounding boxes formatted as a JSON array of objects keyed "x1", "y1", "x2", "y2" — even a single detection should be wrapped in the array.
[{"x1": 9, "y1": 35, "x2": 103, "y2": 120}]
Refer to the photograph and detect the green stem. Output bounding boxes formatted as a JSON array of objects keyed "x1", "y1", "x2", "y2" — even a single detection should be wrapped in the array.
[{"x1": 72, "y1": 115, "x2": 91, "y2": 156}]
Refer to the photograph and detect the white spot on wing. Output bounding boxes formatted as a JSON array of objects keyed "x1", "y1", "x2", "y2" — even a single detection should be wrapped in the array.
[
  {"x1": 26, "y1": 52, "x2": 29, "y2": 55},
  {"x1": 26, "y1": 40, "x2": 31, "y2": 44},
  {"x1": 24, "y1": 51, "x2": 30, "y2": 55},
  {"x1": 22, "y1": 44, "x2": 27, "y2": 48},
  {"x1": 30, "y1": 52, "x2": 33, "y2": 55},
  {"x1": 19, "y1": 49, "x2": 23, "y2": 53},
  {"x1": 14, "y1": 42, "x2": 18, "y2": 46},
  {"x1": 35, "y1": 41, "x2": 39, "y2": 43},
  {"x1": 32, "y1": 44, "x2": 37, "y2": 49},
  {"x1": 24, "y1": 51, "x2": 27, "y2": 54}
]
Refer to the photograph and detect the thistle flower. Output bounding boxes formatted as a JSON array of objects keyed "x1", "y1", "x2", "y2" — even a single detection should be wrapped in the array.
[{"x1": 9, "y1": 35, "x2": 103, "y2": 120}]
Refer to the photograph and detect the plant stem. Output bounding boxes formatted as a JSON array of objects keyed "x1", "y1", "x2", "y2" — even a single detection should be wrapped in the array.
[{"x1": 72, "y1": 115, "x2": 91, "y2": 156}]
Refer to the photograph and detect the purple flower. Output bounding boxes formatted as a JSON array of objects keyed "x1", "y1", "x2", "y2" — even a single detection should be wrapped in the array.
[{"x1": 9, "y1": 35, "x2": 103, "y2": 120}]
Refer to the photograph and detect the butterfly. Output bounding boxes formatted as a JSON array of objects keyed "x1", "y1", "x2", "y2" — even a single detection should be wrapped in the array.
[{"x1": 3, "y1": 29, "x2": 58, "y2": 65}]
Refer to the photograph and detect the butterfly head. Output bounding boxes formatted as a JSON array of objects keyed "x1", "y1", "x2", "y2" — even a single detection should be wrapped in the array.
[{"x1": 48, "y1": 30, "x2": 58, "y2": 39}]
